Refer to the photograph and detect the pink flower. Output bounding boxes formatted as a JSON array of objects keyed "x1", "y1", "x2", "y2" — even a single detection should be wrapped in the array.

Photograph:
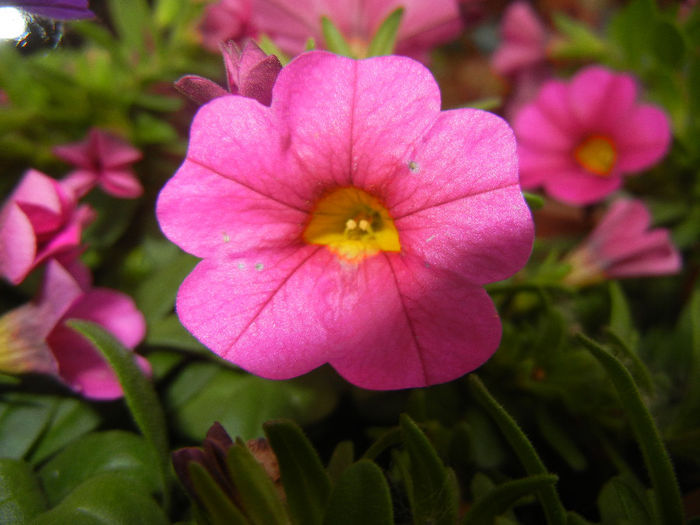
[
  {"x1": 0, "y1": 169, "x2": 94, "y2": 285},
  {"x1": 250, "y1": 0, "x2": 462, "y2": 61},
  {"x1": 198, "y1": 0, "x2": 256, "y2": 53},
  {"x1": 0, "y1": 260, "x2": 149, "y2": 399},
  {"x1": 53, "y1": 128, "x2": 143, "y2": 199},
  {"x1": 491, "y1": 1, "x2": 548, "y2": 77},
  {"x1": 563, "y1": 198, "x2": 681, "y2": 286},
  {"x1": 156, "y1": 52, "x2": 534, "y2": 390},
  {"x1": 175, "y1": 40, "x2": 282, "y2": 106},
  {"x1": 514, "y1": 66, "x2": 671, "y2": 205}
]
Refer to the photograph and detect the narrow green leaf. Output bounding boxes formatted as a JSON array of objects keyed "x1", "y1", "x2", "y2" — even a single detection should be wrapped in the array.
[
  {"x1": 366, "y1": 7, "x2": 404, "y2": 57},
  {"x1": 321, "y1": 16, "x2": 353, "y2": 57},
  {"x1": 256, "y1": 34, "x2": 290, "y2": 65},
  {"x1": 550, "y1": 12, "x2": 607, "y2": 60},
  {"x1": 576, "y1": 333, "x2": 684, "y2": 525},
  {"x1": 597, "y1": 475, "x2": 654, "y2": 525},
  {"x1": 468, "y1": 375, "x2": 567, "y2": 525},
  {"x1": 399, "y1": 414, "x2": 458, "y2": 525},
  {"x1": 462, "y1": 474, "x2": 558, "y2": 524},
  {"x1": 323, "y1": 460, "x2": 394, "y2": 525},
  {"x1": 536, "y1": 409, "x2": 587, "y2": 472},
  {"x1": 463, "y1": 96, "x2": 503, "y2": 111},
  {"x1": 362, "y1": 427, "x2": 402, "y2": 461},
  {"x1": 327, "y1": 441, "x2": 354, "y2": 483},
  {"x1": 0, "y1": 393, "x2": 56, "y2": 460},
  {"x1": 108, "y1": 0, "x2": 154, "y2": 55},
  {"x1": 0, "y1": 458, "x2": 47, "y2": 522},
  {"x1": 264, "y1": 419, "x2": 331, "y2": 525},
  {"x1": 188, "y1": 462, "x2": 249, "y2": 525},
  {"x1": 305, "y1": 37, "x2": 316, "y2": 51},
  {"x1": 608, "y1": 281, "x2": 637, "y2": 350},
  {"x1": 66, "y1": 321, "x2": 170, "y2": 507},
  {"x1": 523, "y1": 192, "x2": 545, "y2": 211},
  {"x1": 30, "y1": 473, "x2": 169, "y2": 525},
  {"x1": 226, "y1": 440, "x2": 288, "y2": 525},
  {"x1": 652, "y1": 20, "x2": 686, "y2": 69}
]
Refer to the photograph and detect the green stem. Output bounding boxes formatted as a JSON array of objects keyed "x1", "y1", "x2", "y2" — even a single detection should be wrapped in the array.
[
  {"x1": 576, "y1": 333, "x2": 685, "y2": 525},
  {"x1": 467, "y1": 375, "x2": 567, "y2": 525}
]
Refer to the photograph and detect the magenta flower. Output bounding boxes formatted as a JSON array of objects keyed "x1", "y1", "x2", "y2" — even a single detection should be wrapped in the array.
[
  {"x1": 491, "y1": 1, "x2": 547, "y2": 77},
  {"x1": 0, "y1": 260, "x2": 149, "y2": 400},
  {"x1": 53, "y1": 128, "x2": 143, "y2": 199},
  {"x1": 198, "y1": 0, "x2": 256, "y2": 53},
  {"x1": 0, "y1": 0, "x2": 94, "y2": 19},
  {"x1": 563, "y1": 198, "x2": 681, "y2": 286},
  {"x1": 0, "y1": 169, "x2": 94, "y2": 285},
  {"x1": 514, "y1": 66, "x2": 671, "y2": 205},
  {"x1": 156, "y1": 52, "x2": 534, "y2": 390},
  {"x1": 248, "y1": 0, "x2": 462, "y2": 61},
  {"x1": 175, "y1": 40, "x2": 282, "y2": 106}
]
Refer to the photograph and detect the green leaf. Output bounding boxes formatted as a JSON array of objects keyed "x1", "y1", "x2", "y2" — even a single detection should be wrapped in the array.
[
  {"x1": 597, "y1": 475, "x2": 654, "y2": 525},
  {"x1": 607, "y1": 0, "x2": 657, "y2": 68},
  {"x1": 468, "y1": 375, "x2": 567, "y2": 525},
  {"x1": 321, "y1": 16, "x2": 353, "y2": 57},
  {"x1": 38, "y1": 431, "x2": 162, "y2": 506},
  {"x1": 0, "y1": 392, "x2": 56, "y2": 460},
  {"x1": 550, "y1": 12, "x2": 608, "y2": 61},
  {"x1": 30, "y1": 473, "x2": 168, "y2": 525},
  {"x1": 323, "y1": 460, "x2": 393, "y2": 525},
  {"x1": 264, "y1": 419, "x2": 331, "y2": 525},
  {"x1": 28, "y1": 397, "x2": 100, "y2": 465},
  {"x1": 366, "y1": 7, "x2": 404, "y2": 57},
  {"x1": 66, "y1": 321, "x2": 170, "y2": 506},
  {"x1": 188, "y1": 462, "x2": 249, "y2": 525},
  {"x1": 576, "y1": 334, "x2": 685, "y2": 525},
  {"x1": 146, "y1": 315, "x2": 208, "y2": 353},
  {"x1": 256, "y1": 35, "x2": 290, "y2": 65},
  {"x1": 652, "y1": 20, "x2": 686, "y2": 69},
  {"x1": 0, "y1": 458, "x2": 47, "y2": 522},
  {"x1": 536, "y1": 409, "x2": 587, "y2": 472},
  {"x1": 523, "y1": 192, "x2": 545, "y2": 211},
  {"x1": 327, "y1": 441, "x2": 354, "y2": 483},
  {"x1": 462, "y1": 474, "x2": 558, "y2": 524},
  {"x1": 108, "y1": 0, "x2": 154, "y2": 56},
  {"x1": 608, "y1": 281, "x2": 637, "y2": 350},
  {"x1": 226, "y1": 440, "x2": 288, "y2": 525},
  {"x1": 399, "y1": 414, "x2": 458, "y2": 525}
]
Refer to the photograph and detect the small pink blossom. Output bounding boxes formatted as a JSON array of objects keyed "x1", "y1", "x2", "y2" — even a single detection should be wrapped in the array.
[
  {"x1": 0, "y1": 260, "x2": 149, "y2": 400},
  {"x1": 53, "y1": 128, "x2": 143, "y2": 199},
  {"x1": 514, "y1": 66, "x2": 671, "y2": 205},
  {"x1": 491, "y1": 1, "x2": 548, "y2": 77},
  {"x1": 563, "y1": 198, "x2": 681, "y2": 286},
  {"x1": 175, "y1": 40, "x2": 282, "y2": 106},
  {"x1": 250, "y1": 0, "x2": 462, "y2": 61},
  {"x1": 156, "y1": 52, "x2": 534, "y2": 390},
  {"x1": 0, "y1": 169, "x2": 94, "y2": 285},
  {"x1": 198, "y1": 0, "x2": 256, "y2": 53}
]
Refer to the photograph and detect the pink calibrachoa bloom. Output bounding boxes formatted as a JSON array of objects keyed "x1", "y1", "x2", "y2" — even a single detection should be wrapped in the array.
[
  {"x1": 198, "y1": 0, "x2": 256, "y2": 53},
  {"x1": 175, "y1": 40, "x2": 282, "y2": 106},
  {"x1": 53, "y1": 128, "x2": 143, "y2": 199},
  {"x1": 563, "y1": 198, "x2": 681, "y2": 287},
  {"x1": 250, "y1": 0, "x2": 462, "y2": 61},
  {"x1": 514, "y1": 66, "x2": 671, "y2": 205},
  {"x1": 156, "y1": 51, "x2": 534, "y2": 390},
  {"x1": 0, "y1": 260, "x2": 149, "y2": 399},
  {"x1": 0, "y1": 169, "x2": 94, "y2": 285},
  {"x1": 491, "y1": 1, "x2": 548, "y2": 77}
]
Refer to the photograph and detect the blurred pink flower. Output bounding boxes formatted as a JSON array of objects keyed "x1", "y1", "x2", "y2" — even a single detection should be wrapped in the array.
[
  {"x1": 0, "y1": 169, "x2": 94, "y2": 285},
  {"x1": 156, "y1": 51, "x2": 534, "y2": 390},
  {"x1": 53, "y1": 128, "x2": 143, "y2": 199},
  {"x1": 514, "y1": 66, "x2": 671, "y2": 205},
  {"x1": 491, "y1": 1, "x2": 547, "y2": 77},
  {"x1": 198, "y1": 0, "x2": 256, "y2": 52},
  {"x1": 0, "y1": 260, "x2": 149, "y2": 400},
  {"x1": 250, "y1": 0, "x2": 462, "y2": 61},
  {"x1": 175, "y1": 40, "x2": 282, "y2": 106},
  {"x1": 563, "y1": 198, "x2": 681, "y2": 286}
]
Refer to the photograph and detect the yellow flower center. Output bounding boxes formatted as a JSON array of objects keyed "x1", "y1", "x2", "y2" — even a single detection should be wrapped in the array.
[
  {"x1": 303, "y1": 187, "x2": 400, "y2": 263},
  {"x1": 574, "y1": 135, "x2": 617, "y2": 177}
]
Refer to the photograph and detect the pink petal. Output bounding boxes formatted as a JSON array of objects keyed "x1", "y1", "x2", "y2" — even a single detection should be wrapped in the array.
[
  {"x1": 541, "y1": 167, "x2": 622, "y2": 205},
  {"x1": 156, "y1": 160, "x2": 306, "y2": 259},
  {"x1": 251, "y1": 0, "x2": 319, "y2": 56},
  {"x1": 0, "y1": 203, "x2": 36, "y2": 284},
  {"x1": 239, "y1": 55, "x2": 283, "y2": 106},
  {"x1": 53, "y1": 142, "x2": 92, "y2": 169},
  {"x1": 513, "y1": 103, "x2": 575, "y2": 152},
  {"x1": 390, "y1": 0, "x2": 463, "y2": 61},
  {"x1": 60, "y1": 170, "x2": 99, "y2": 199},
  {"x1": 613, "y1": 105, "x2": 671, "y2": 173},
  {"x1": 517, "y1": 146, "x2": 573, "y2": 188},
  {"x1": 12, "y1": 170, "x2": 68, "y2": 231},
  {"x1": 491, "y1": 2, "x2": 547, "y2": 75},
  {"x1": 0, "y1": 305, "x2": 58, "y2": 375},
  {"x1": 36, "y1": 259, "x2": 85, "y2": 331},
  {"x1": 606, "y1": 230, "x2": 681, "y2": 277},
  {"x1": 100, "y1": 169, "x2": 144, "y2": 198},
  {"x1": 329, "y1": 252, "x2": 502, "y2": 389},
  {"x1": 92, "y1": 129, "x2": 142, "y2": 168},
  {"x1": 568, "y1": 66, "x2": 638, "y2": 133}
]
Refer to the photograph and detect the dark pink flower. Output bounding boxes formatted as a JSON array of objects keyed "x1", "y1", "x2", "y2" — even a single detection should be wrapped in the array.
[
  {"x1": 156, "y1": 52, "x2": 534, "y2": 390},
  {"x1": 0, "y1": 169, "x2": 94, "y2": 285},
  {"x1": 198, "y1": 0, "x2": 256, "y2": 53},
  {"x1": 249, "y1": 0, "x2": 462, "y2": 61},
  {"x1": 0, "y1": 260, "x2": 149, "y2": 399},
  {"x1": 175, "y1": 40, "x2": 282, "y2": 106},
  {"x1": 53, "y1": 128, "x2": 143, "y2": 199},
  {"x1": 563, "y1": 198, "x2": 681, "y2": 286},
  {"x1": 514, "y1": 66, "x2": 671, "y2": 205},
  {"x1": 491, "y1": 1, "x2": 547, "y2": 77},
  {"x1": 0, "y1": 0, "x2": 94, "y2": 19}
]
